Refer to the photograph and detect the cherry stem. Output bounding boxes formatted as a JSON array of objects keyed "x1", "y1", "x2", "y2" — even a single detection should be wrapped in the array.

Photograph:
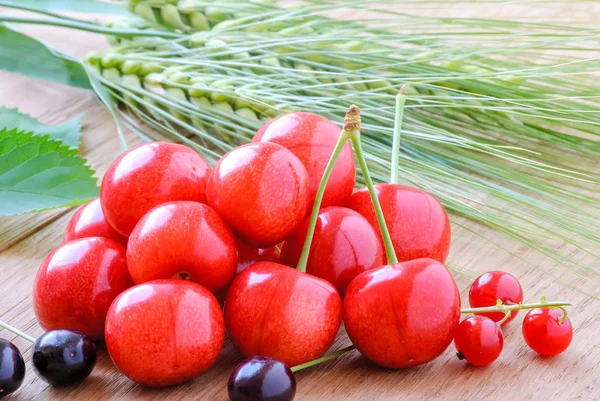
[
  {"x1": 390, "y1": 87, "x2": 407, "y2": 185},
  {"x1": 497, "y1": 311, "x2": 512, "y2": 326},
  {"x1": 348, "y1": 106, "x2": 399, "y2": 264},
  {"x1": 461, "y1": 300, "x2": 571, "y2": 322},
  {"x1": 290, "y1": 345, "x2": 355, "y2": 373},
  {"x1": 0, "y1": 320, "x2": 36, "y2": 344},
  {"x1": 296, "y1": 107, "x2": 353, "y2": 273}
]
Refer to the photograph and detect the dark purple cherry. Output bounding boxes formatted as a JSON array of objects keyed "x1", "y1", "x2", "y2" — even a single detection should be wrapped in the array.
[
  {"x1": 0, "y1": 339, "x2": 25, "y2": 398},
  {"x1": 33, "y1": 329, "x2": 97, "y2": 386},
  {"x1": 228, "y1": 356, "x2": 296, "y2": 401}
]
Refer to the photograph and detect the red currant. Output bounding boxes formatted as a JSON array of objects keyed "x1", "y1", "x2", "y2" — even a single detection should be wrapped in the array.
[
  {"x1": 454, "y1": 316, "x2": 503, "y2": 366},
  {"x1": 469, "y1": 271, "x2": 523, "y2": 324},
  {"x1": 522, "y1": 308, "x2": 572, "y2": 356}
]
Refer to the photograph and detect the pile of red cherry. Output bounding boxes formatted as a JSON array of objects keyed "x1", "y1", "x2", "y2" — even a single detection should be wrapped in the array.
[{"x1": 0, "y1": 108, "x2": 572, "y2": 400}]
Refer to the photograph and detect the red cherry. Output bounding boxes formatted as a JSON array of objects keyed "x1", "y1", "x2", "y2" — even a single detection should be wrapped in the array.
[
  {"x1": 469, "y1": 271, "x2": 524, "y2": 324},
  {"x1": 33, "y1": 238, "x2": 133, "y2": 340},
  {"x1": 224, "y1": 262, "x2": 342, "y2": 367},
  {"x1": 347, "y1": 184, "x2": 451, "y2": 264},
  {"x1": 127, "y1": 201, "x2": 237, "y2": 294},
  {"x1": 522, "y1": 308, "x2": 572, "y2": 356},
  {"x1": 101, "y1": 142, "x2": 211, "y2": 236},
  {"x1": 64, "y1": 198, "x2": 127, "y2": 245},
  {"x1": 454, "y1": 316, "x2": 504, "y2": 366},
  {"x1": 207, "y1": 142, "x2": 310, "y2": 247},
  {"x1": 280, "y1": 206, "x2": 384, "y2": 296},
  {"x1": 343, "y1": 258, "x2": 461, "y2": 368},
  {"x1": 105, "y1": 280, "x2": 225, "y2": 387},
  {"x1": 236, "y1": 239, "x2": 280, "y2": 275},
  {"x1": 253, "y1": 112, "x2": 356, "y2": 208}
]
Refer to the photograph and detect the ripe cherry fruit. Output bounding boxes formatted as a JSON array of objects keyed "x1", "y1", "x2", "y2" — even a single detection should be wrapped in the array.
[
  {"x1": 224, "y1": 261, "x2": 342, "y2": 367},
  {"x1": 127, "y1": 201, "x2": 237, "y2": 293},
  {"x1": 344, "y1": 258, "x2": 461, "y2": 368},
  {"x1": 33, "y1": 329, "x2": 97, "y2": 386},
  {"x1": 347, "y1": 184, "x2": 451, "y2": 264},
  {"x1": 33, "y1": 237, "x2": 133, "y2": 340},
  {"x1": 0, "y1": 339, "x2": 25, "y2": 398},
  {"x1": 207, "y1": 142, "x2": 310, "y2": 247},
  {"x1": 454, "y1": 316, "x2": 504, "y2": 366},
  {"x1": 522, "y1": 308, "x2": 573, "y2": 356},
  {"x1": 280, "y1": 206, "x2": 384, "y2": 296},
  {"x1": 64, "y1": 198, "x2": 127, "y2": 245},
  {"x1": 228, "y1": 356, "x2": 296, "y2": 401},
  {"x1": 101, "y1": 142, "x2": 211, "y2": 236},
  {"x1": 253, "y1": 112, "x2": 356, "y2": 208},
  {"x1": 105, "y1": 280, "x2": 225, "y2": 387},
  {"x1": 469, "y1": 271, "x2": 524, "y2": 325}
]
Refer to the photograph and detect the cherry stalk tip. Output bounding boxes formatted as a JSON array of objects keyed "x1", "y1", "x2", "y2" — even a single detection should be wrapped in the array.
[{"x1": 344, "y1": 105, "x2": 361, "y2": 132}]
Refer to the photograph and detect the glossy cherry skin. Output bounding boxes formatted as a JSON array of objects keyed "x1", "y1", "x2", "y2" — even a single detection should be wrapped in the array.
[
  {"x1": 343, "y1": 258, "x2": 461, "y2": 368},
  {"x1": 228, "y1": 356, "x2": 296, "y2": 401},
  {"x1": 0, "y1": 339, "x2": 25, "y2": 397},
  {"x1": 105, "y1": 280, "x2": 225, "y2": 387},
  {"x1": 225, "y1": 262, "x2": 342, "y2": 367},
  {"x1": 101, "y1": 142, "x2": 211, "y2": 236},
  {"x1": 33, "y1": 237, "x2": 134, "y2": 340},
  {"x1": 347, "y1": 184, "x2": 451, "y2": 263},
  {"x1": 236, "y1": 240, "x2": 280, "y2": 275},
  {"x1": 454, "y1": 316, "x2": 504, "y2": 366},
  {"x1": 469, "y1": 271, "x2": 524, "y2": 325},
  {"x1": 280, "y1": 206, "x2": 384, "y2": 296},
  {"x1": 522, "y1": 308, "x2": 573, "y2": 356},
  {"x1": 207, "y1": 143, "x2": 310, "y2": 248},
  {"x1": 64, "y1": 198, "x2": 127, "y2": 245},
  {"x1": 33, "y1": 329, "x2": 97, "y2": 386},
  {"x1": 127, "y1": 201, "x2": 237, "y2": 293},
  {"x1": 253, "y1": 112, "x2": 356, "y2": 208}
]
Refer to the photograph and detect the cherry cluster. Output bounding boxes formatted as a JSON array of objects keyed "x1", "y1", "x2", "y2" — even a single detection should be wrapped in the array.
[{"x1": 0, "y1": 105, "x2": 572, "y2": 400}]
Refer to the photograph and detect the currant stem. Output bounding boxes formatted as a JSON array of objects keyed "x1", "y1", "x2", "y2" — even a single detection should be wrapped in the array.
[
  {"x1": 295, "y1": 108, "x2": 352, "y2": 273},
  {"x1": 390, "y1": 87, "x2": 407, "y2": 186},
  {"x1": 290, "y1": 345, "x2": 355, "y2": 373},
  {"x1": 348, "y1": 106, "x2": 399, "y2": 265},
  {"x1": 0, "y1": 320, "x2": 36, "y2": 344},
  {"x1": 497, "y1": 311, "x2": 512, "y2": 326},
  {"x1": 461, "y1": 301, "x2": 571, "y2": 318}
]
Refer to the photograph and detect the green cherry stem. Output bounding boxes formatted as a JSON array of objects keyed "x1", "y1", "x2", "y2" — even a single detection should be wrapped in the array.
[
  {"x1": 296, "y1": 107, "x2": 353, "y2": 273},
  {"x1": 390, "y1": 86, "x2": 407, "y2": 185},
  {"x1": 461, "y1": 300, "x2": 572, "y2": 323},
  {"x1": 291, "y1": 345, "x2": 356, "y2": 373},
  {"x1": 348, "y1": 106, "x2": 399, "y2": 264},
  {"x1": 0, "y1": 320, "x2": 36, "y2": 344}
]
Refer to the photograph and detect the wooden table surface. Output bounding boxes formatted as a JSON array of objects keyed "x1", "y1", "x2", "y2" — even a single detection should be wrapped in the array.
[{"x1": 1, "y1": 4, "x2": 599, "y2": 401}]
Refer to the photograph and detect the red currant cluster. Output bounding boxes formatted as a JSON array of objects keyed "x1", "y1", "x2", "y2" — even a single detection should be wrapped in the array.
[
  {"x1": 456, "y1": 271, "x2": 573, "y2": 366},
  {"x1": 0, "y1": 105, "x2": 572, "y2": 401}
]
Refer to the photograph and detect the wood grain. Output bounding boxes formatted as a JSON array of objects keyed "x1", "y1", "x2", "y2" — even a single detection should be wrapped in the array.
[{"x1": 0, "y1": 5, "x2": 598, "y2": 401}]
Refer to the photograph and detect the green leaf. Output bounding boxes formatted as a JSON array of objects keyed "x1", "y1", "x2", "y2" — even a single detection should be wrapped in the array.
[
  {"x1": 0, "y1": 24, "x2": 91, "y2": 89},
  {"x1": 0, "y1": 129, "x2": 99, "y2": 216},
  {"x1": 1, "y1": 0, "x2": 128, "y2": 15},
  {"x1": 0, "y1": 107, "x2": 84, "y2": 149}
]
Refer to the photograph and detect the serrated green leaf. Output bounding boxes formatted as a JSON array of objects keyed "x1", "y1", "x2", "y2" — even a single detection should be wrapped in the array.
[
  {"x1": 0, "y1": 107, "x2": 84, "y2": 149},
  {"x1": 0, "y1": 25, "x2": 91, "y2": 89},
  {"x1": 1, "y1": 0, "x2": 128, "y2": 15},
  {"x1": 0, "y1": 129, "x2": 99, "y2": 216}
]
